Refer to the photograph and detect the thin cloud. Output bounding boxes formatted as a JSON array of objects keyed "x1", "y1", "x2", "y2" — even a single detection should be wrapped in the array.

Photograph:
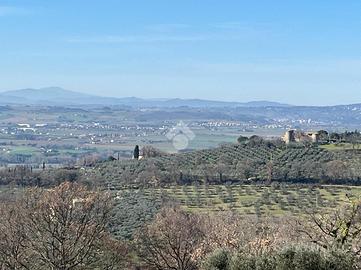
[
  {"x1": 212, "y1": 22, "x2": 246, "y2": 29},
  {"x1": 66, "y1": 21, "x2": 266, "y2": 44},
  {"x1": 67, "y1": 34, "x2": 241, "y2": 44},
  {"x1": 146, "y1": 23, "x2": 191, "y2": 32},
  {"x1": 211, "y1": 21, "x2": 269, "y2": 35},
  {"x1": 0, "y1": 6, "x2": 28, "y2": 16}
]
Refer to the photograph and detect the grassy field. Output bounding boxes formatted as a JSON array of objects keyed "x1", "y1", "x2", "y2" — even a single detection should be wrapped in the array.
[
  {"x1": 117, "y1": 184, "x2": 361, "y2": 216},
  {"x1": 320, "y1": 143, "x2": 361, "y2": 151}
]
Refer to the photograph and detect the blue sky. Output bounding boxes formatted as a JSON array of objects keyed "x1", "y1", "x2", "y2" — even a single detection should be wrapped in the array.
[{"x1": 0, "y1": 0, "x2": 361, "y2": 105}]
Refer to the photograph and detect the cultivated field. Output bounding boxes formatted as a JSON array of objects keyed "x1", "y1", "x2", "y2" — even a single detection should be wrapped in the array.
[{"x1": 117, "y1": 184, "x2": 361, "y2": 216}]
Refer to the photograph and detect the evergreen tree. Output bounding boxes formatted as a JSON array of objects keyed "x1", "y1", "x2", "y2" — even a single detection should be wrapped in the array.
[{"x1": 134, "y1": 145, "x2": 140, "y2": 159}]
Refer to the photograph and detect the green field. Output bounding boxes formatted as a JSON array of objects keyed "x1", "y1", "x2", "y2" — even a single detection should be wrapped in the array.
[
  {"x1": 320, "y1": 143, "x2": 361, "y2": 151},
  {"x1": 117, "y1": 184, "x2": 361, "y2": 216},
  {"x1": 4, "y1": 145, "x2": 40, "y2": 155}
]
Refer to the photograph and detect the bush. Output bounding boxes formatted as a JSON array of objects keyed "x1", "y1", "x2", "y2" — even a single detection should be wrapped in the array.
[
  {"x1": 276, "y1": 246, "x2": 357, "y2": 270},
  {"x1": 203, "y1": 249, "x2": 232, "y2": 270},
  {"x1": 276, "y1": 246, "x2": 323, "y2": 270},
  {"x1": 203, "y1": 246, "x2": 357, "y2": 270},
  {"x1": 322, "y1": 248, "x2": 356, "y2": 270},
  {"x1": 237, "y1": 136, "x2": 249, "y2": 144},
  {"x1": 230, "y1": 253, "x2": 275, "y2": 270}
]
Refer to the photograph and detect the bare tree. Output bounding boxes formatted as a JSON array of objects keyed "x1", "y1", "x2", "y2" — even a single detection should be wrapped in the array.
[
  {"x1": 142, "y1": 145, "x2": 165, "y2": 158},
  {"x1": 199, "y1": 212, "x2": 243, "y2": 256},
  {"x1": 299, "y1": 199, "x2": 361, "y2": 255},
  {"x1": 236, "y1": 160, "x2": 253, "y2": 180},
  {"x1": 216, "y1": 162, "x2": 227, "y2": 183},
  {"x1": 266, "y1": 160, "x2": 273, "y2": 184},
  {"x1": 0, "y1": 182, "x2": 114, "y2": 270},
  {"x1": 94, "y1": 236, "x2": 130, "y2": 270},
  {"x1": 200, "y1": 164, "x2": 216, "y2": 184},
  {"x1": 136, "y1": 207, "x2": 204, "y2": 270},
  {"x1": 0, "y1": 202, "x2": 31, "y2": 270},
  {"x1": 201, "y1": 213, "x2": 301, "y2": 257},
  {"x1": 324, "y1": 160, "x2": 348, "y2": 180}
]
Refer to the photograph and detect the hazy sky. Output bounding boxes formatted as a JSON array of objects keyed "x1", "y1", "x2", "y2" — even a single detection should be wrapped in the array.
[{"x1": 1, "y1": 0, "x2": 361, "y2": 105}]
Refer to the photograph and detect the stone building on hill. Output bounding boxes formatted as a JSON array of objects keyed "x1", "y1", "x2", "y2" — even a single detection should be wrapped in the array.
[{"x1": 283, "y1": 130, "x2": 320, "y2": 144}]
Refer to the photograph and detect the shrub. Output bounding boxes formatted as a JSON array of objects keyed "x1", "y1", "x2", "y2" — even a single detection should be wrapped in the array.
[
  {"x1": 276, "y1": 246, "x2": 323, "y2": 270},
  {"x1": 203, "y1": 249, "x2": 232, "y2": 270},
  {"x1": 230, "y1": 253, "x2": 275, "y2": 270},
  {"x1": 237, "y1": 136, "x2": 249, "y2": 144},
  {"x1": 203, "y1": 246, "x2": 357, "y2": 270},
  {"x1": 275, "y1": 246, "x2": 357, "y2": 270},
  {"x1": 322, "y1": 248, "x2": 356, "y2": 270}
]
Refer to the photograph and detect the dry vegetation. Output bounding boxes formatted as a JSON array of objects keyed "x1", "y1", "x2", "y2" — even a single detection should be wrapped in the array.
[{"x1": 0, "y1": 182, "x2": 360, "y2": 269}]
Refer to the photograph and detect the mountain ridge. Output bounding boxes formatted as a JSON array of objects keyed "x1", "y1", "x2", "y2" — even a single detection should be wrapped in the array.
[{"x1": 0, "y1": 87, "x2": 291, "y2": 108}]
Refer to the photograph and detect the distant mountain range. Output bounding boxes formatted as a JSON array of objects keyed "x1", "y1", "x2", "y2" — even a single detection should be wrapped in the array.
[
  {"x1": 1, "y1": 87, "x2": 361, "y2": 127},
  {"x1": 0, "y1": 87, "x2": 290, "y2": 108}
]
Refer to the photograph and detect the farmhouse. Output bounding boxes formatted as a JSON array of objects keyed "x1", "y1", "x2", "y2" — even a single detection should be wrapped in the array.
[{"x1": 283, "y1": 130, "x2": 320, "y2": 144}]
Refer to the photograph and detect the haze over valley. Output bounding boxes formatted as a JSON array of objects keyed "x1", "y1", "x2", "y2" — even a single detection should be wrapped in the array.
[{"x1": 1, "y1": 1, "x2": 361, "y2": 269}]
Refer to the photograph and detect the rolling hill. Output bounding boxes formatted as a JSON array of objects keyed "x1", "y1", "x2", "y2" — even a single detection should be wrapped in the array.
[{"x1": 82, "y1": 142, "x2": 361, "y2": 189}]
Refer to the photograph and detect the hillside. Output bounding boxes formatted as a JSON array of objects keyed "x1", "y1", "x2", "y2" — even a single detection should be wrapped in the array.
[{"x1": 83, "y1": 142, "x2": 361, "y2": 189}]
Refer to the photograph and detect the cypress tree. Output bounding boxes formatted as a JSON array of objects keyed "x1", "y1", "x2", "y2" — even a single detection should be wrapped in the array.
[{"x1": 134, "y1": 145, "x2": 140, "y2": 159}]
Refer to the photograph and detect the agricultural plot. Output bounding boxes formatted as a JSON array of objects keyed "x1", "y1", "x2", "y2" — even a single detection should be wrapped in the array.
[
  {"x1": 321, "y1": 143, "x2": 361, "y2": 151},
  {"x1": 116, "y1": 184, "x2": 361, "y2": 217},
  {"x1": 92, "y1": 143, "x2": 341, "y2": 188}
]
